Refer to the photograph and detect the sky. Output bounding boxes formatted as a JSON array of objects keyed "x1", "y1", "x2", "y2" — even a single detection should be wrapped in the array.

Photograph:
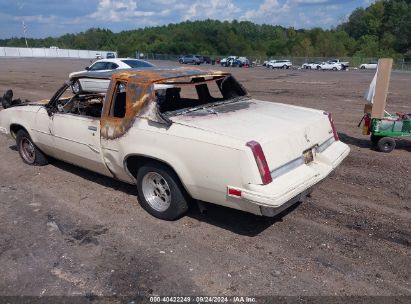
[{"x1": 0, "y1": 0, "x2": 376, "y2": 39}]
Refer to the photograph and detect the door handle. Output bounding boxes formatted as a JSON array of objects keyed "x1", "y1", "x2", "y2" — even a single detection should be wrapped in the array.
[{"x1": 88, "y1": 126, "x2": 97, "y2": 131}]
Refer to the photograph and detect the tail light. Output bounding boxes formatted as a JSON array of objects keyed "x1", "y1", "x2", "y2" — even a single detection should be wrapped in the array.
[
  {"x1": 324, "y1": 112, "x2": 339, "y2": 141},
  {"x1": 246, "y1": 141, "x2": 272, "y2": 185}
]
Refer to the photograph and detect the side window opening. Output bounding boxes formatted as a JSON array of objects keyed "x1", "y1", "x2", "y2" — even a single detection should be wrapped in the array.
[
  {"x1": 55, "y1": 86, "x2": 104, "y2": 118},
  {"x1": 111, "y1": 82, "x2": 127, "y2": 118},
  {"x1": 89, "y1": 62, "x2": 108, "y2": 71}
]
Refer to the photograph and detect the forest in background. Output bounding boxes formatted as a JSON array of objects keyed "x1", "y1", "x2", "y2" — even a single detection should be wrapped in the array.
[{"x1": 0, "y1": 0, "x2": 410, "y2": 59}]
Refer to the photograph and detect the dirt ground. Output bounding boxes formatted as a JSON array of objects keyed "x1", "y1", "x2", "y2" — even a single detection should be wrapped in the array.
[{"x1": 0, "y1": 58, "x2": 410, "y2": 298}]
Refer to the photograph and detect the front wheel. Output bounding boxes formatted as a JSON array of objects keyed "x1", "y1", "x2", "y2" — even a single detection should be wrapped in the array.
[
  {"x1": 377, "y1": 137, "x2": 396, "y2": 153},
  {"x1": 332, "y1": 67, "x2": 338, "y2": 71},
  {"x1": 136, "y1": 162, "x2": 188, "y2": 220},
  {"x1": 16, "y1": 130, "x2": 48, "y2": 165}
]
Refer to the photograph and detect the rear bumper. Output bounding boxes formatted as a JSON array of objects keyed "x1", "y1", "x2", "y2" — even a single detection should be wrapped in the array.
[{"x1": 229, "y1": 140, "x2": 349, "y2": 217}]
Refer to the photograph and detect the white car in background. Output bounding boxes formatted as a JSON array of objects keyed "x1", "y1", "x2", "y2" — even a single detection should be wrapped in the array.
[
  {"x1": 267, "y1": 60, "x2": 292, "y2": 69},
  {"x1": 302, "y1": 62, "x2": 322, "y2": 70},
  {"x1": 318, "y1": 61, "x2": 343, "y2": 71},
  {"x1": 69, "y1": 58, "x2": 155, "y2": 93},
  {"x1": 359, "y1": 61, "x2": 378, "y2": 69}
]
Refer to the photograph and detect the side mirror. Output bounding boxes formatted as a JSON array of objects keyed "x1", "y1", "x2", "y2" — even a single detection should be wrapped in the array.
[{"x1": 85, "y1": 66, "x2": 90, "y2": 71}]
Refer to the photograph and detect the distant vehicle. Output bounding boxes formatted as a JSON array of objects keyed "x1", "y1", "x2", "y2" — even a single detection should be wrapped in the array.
[
  {"x1": 202, "y1": 56, "x2": 211, "y2": 64},
  {"x1": 69, "y1": 58, "x2": 155, "y2": 93},
  {"x1": 318, "y1": 61, "x2": 343, "y2": 71},
  {"x1": 220, "y1": 56, "x2": 237, "y2": 67},
  {"x1": 359, "y1": 61, "x2": 378, "y2": 69},
  {"x1": 178, "y1": 55, "x2": 201, "y2": 65},
  {"x1": 267, "y1": 60, "x2": 292, "y2": 69},
  {"x1": 49, "y1": 46, "x2": 59, "y2": 50},
  {"x1": 235, "y1": 57, "x2": 251, "y2": 67},
  {"x1": 106, "y1": 52, "x2": 116, "y2": 59},
  {"x1": 95, "y1": 53, "x2": 102, "y2": 59},
  {"x1": 328, "y1": 59, "x2": 349, "y2": 70},
  {"x1": 302, "y1": 62, "x2": 322, "y2": 70}
]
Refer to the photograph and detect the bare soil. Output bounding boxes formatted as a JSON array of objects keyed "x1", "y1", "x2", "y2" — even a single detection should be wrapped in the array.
[{"x1": 0, "y1": 58, "x2": 410, "y2": 298}]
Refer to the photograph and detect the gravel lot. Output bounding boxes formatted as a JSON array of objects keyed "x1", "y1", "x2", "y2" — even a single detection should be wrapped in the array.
[{"x1": 0, "y1": 58, "x2": 410, "y2": 298}]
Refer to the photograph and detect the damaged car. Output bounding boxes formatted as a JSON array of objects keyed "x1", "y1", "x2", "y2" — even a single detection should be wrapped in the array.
[{"x1": 0, "y1": 67, "x2": 349, "y2": 220}]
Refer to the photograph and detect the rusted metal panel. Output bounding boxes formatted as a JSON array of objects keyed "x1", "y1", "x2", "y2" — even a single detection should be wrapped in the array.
[{"x1": 100, "y1": 67, "x2": 229, "y2": 140}]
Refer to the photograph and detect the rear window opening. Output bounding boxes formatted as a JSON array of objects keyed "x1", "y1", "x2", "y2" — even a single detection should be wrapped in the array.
[{"x1": 155, "y1": 75, "x2": 248, "y2": 116}]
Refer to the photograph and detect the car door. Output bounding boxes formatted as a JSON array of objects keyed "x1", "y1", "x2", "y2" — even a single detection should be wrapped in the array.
[{"x1": 49, "y1": 111, "x2": 112, "y2": 176}]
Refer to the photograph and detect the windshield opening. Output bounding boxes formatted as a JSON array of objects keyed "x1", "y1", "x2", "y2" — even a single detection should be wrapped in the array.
[{"x1": 155, "y1": 75, "x2": 248, "y2": 116}]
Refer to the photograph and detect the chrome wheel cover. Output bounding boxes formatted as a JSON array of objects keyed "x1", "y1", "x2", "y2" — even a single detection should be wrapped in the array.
[
  {"x1": 142, "y1": 172, "x2": 171, "y2": 212},
  {"x1": 20, "y1": 137, "x2": 35, "y2": 164}
]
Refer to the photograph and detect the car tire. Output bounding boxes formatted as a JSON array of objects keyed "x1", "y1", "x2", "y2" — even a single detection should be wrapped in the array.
[
  {"x1": 308, "y1": 66, "x2": 311, "y2": 70},
  {"x1": 16, "y1": 130, "x2": 48, "y2": 166},
  {"x1": 332, "y1": 67, "x2": 338, "y2": 71},
  {"x1": 136, "y1": 162, "x2": 189, "y2": 220},
  {"x1": 361, "y1": 66, "x2": 365, "y2": 69},
  {"x1": 377, "y1": 137, "x2": 396, "y2": 153}
]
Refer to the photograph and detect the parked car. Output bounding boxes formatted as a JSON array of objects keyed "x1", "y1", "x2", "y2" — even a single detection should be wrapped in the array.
[
  {"x1": 106, "y1": 52, "x2": 116, "y2": 59},
  {"x1": 302, "y1": 62, "x2": 322, "y2": 70},
  {"x1": 328, "y1": 59, "x2": 349, "y2": 70},
  {"x1": 0, "y1": 68, "x2": 349, "y2": 220},
  {"x1": 318, "y1": 61, "x2": 343, "y2": 71},
  {"x1": 220, "y1": 56, "x2": 238, "y2": 67},
  {"x1": 267, "y1": 60, "x2": 292, "y2": 69},
  {"x1": 178, "y1": 55, "x2": 201, "y2": 65},
  {"x1": 359, "y1": 61, "x2": 378, "y2": 69},
  {"x1": 95, "y1": 53, "x2": 102, "y2": 59},
  {"x1": 69, "y1": 58, "x2": 155, "y2": 93},
  {"x1": 202, "y1": 56, "x2": 211, "y2": 64}
]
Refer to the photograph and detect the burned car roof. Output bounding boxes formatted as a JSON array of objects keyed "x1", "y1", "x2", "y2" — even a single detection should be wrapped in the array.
[{"x1": 70, "y1": 67, "x2": 229, "y2": 83}]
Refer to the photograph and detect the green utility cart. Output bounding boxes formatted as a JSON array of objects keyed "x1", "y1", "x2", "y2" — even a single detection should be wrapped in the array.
[{"x1": 361, "y1": 112, "x2": 411, "y2": 153}]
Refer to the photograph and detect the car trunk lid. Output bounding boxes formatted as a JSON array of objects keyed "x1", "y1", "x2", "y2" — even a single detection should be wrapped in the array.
[{"x1": 169, "y1": 99, "x2": 335, "y2": 171}]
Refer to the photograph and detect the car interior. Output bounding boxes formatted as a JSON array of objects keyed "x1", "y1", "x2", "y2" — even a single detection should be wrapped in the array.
[
  {"x1": 156, "y1": 75, "x2": 247, "y2": 115},
  {"x1": 55, "y1": 86, "x2": 104, "y2": 118}
]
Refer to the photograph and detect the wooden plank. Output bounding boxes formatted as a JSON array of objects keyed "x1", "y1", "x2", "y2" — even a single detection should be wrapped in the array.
[
  {"x1": 364, "y1": 104, "x2": 372, "y2": 113},
  {"x1": 371, "y1": 58, "x2": 393, "y2": 119}
]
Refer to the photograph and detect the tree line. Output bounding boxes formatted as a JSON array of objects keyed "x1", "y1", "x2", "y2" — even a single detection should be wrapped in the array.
[{"x1": 1, "y1": 0, "x2": 409, "y2": 59}]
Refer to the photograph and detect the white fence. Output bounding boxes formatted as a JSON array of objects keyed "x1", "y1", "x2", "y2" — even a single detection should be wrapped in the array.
[{"x1": 0, "y1": 47, "x2": 117, "y2": 59}]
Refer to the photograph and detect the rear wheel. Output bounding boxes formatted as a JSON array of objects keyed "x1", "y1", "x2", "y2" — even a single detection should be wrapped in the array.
[
  {"x1": 361, "y1": 66, "x2": 365, "y2": 69},
  {"x1": 377, "y1": 137, "x2": 396, "y2": 153},
  {"x1": 16, "y1": 130, "x2": 48, "y2": 166},
  {"x1": 136, "y1": 162, "x2": 188, "y2": 220},
  {"x1": 282, "y1": 65, "x2": 287, "y2": 69}
]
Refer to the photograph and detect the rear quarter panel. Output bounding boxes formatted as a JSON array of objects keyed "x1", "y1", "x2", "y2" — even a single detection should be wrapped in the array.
[{"x1": 101, "y1": 118, "x2": 255, "y2": 207}]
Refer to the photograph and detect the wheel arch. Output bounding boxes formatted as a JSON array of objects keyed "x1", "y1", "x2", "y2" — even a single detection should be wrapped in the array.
[
  {"x1": 10, "y1": 124, "x2": 29, "y2": 139},
  {"x1": 123, "y1": 154, "x2": 192, "y2": 197}
]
